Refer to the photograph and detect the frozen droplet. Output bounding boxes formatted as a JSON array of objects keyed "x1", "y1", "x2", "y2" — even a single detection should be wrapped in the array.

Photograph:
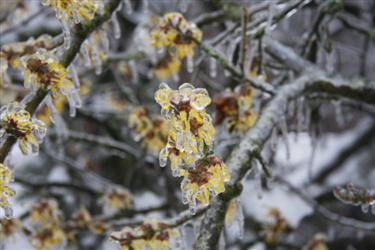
[
  {"x1": 112, "y1": 14, "x2": 121, "y2": 39},
  {"x1": 361, "y1": 204, "x2": 370, "y2": 213},
  {"x1": 159, "y1": 147, "x2": 168, "y2": 167},
  {"x1": 334, "y1": 101, "x2": 344, "y2": 127},
  {"x1": 186, "y1": 55, "x2": 194, "y2": 73},
  {"x1": 209, "y1": 57, "x2": 217, "y2": 78},
  {"x1": 279, "y1": 116, "x2": 290, "y2": 160}
]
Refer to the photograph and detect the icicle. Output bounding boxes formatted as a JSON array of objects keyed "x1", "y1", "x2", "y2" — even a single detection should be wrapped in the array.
[
  {"x1": 123, "y1": 0, "x2": 132, "y2": 14},
  {"x1": 224, "y1": 70, "x2": 230, "y2": 77},
  {"x1": 179, "y1": 0, "x2": 189, "y2": 12},
  {"x1": 288, "y1": 99, "x2": 295, "y2": 118},
  {"x1": 371, "y1": 204, "x2": 375, "y2": 215},
  {"x1": 20, "y1": 91, "x2": 36, "y2": 107},
  {"x1": 91, "y1": 45, "x2": 103, "y2": 75},
  {"x1": 173, "y1": 73, "x2": 180, "y2": 82},
  {"x1": 61, "y1": 20, "x2": 71, "y2": 49},
  {"x1": 308, "y1": 133, "x2": 318, "y2": 180},
  {"x1": 270, "y1": 127, "x2": 278, "y2": 152},
  {"x1": 112, "y1": 13, "x2": 121, "y2": 39},
  {"x1": 143, "y1": 0, "x2": 149, "y2": 13},
  {"x1": 296, "y1": 97, "x2": 305, "y2": 138},
  {"x1": 254, "y1": 160, "x2": 263, "y2": 199},
  {"x1": 361, "y1": 204, "x2": 369, "y2": 213},
  {"x1": 100, "y1": 30, "x2": 110, "y2": 52},
  {"x1": 218, "y1": 232, "x2": 226, "y2": 250},
  {"x1": 226, "y1": 37, "x2": 240, "y2": 65},
  {"x1": 279, "y1": 116, "x2": 290, "y2": 160},
  {"x1": 82, "y1": 42, "x2": 92, "y2": 67},
  {"x1": 159, "y1": 147, "x2": 168, "y2": 167},
  {"x1": 333, "y1": 101, "x2": 344, "y2": 127},
  {"x1": 129, "y1": 60, "x2": 138, "y2": 83},
  {"x1": 209, "y1": 57, "x2": 217, "y2": 78},
  {"x1": 266, "y1": 2, "x2": 276, "y2": 32},
  {"x1": 69, "y1": 65, "x2": 80, "y2": 88},
  {"x1": 186, "y1": 56, "x2": 194, "y2": 73}
]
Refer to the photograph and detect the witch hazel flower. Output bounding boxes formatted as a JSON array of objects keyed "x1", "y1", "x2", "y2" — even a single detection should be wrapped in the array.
[
  {"x1": 0, "y1": 102, "x2": 46, "y2": 155},
  {"x1": 21, "y1": 49, "x2": 82, "y2": 117},
  {"x1": 155, "y1": 82, "x2": 214, "y2": 175}
]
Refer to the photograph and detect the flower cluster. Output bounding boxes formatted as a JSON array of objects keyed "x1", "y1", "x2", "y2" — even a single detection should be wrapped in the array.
[
  {"x1": 0, "y1": 35, "x2": 52, "y2": 85},
  {"x1": 334, "y1": 182, "x2": 375, "y2": 214},
  {"x1": 41, "y1": 0, "x2": 102, "y2": 24},
  {"x1": 128, "y1": 106, "x2": 169, "y2": 156},
  {"x1": 0, "y1": 164, "x2": 15, "y2": 217},
  {"x1": 111, "y1": 220, "x2": 179, "y2": 250},
  {"x1": 155, "y1": 83, "x2": 215, "y2": 176},
  {"x1": 0, "y1": 102, "x2": 46, "y2": 155},
  {"x1": 213, "y1": 84, "x2": 257, "y2": 133},
  {"x1": 28, "y1": 198, "x2": 66, "y2": 250},
  {"x1": 181, "y1": 155, "x2": 230, "y2": 212},
  {"x1": 99, "y1": 188, "x2": 133, "y2": 214},
  {"x1": 150, "y1": 12, "x2": 202, "y2": 79},
  {"x1": 21, "y1": 50, "x2": 81, "y2": 115}
]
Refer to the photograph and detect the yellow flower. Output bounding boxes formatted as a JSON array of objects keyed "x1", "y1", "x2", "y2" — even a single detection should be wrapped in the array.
[
  {"x1": 213, "y1": 84, "x2": 257, "y2": 133},
  {"x1": 0, "y1": 35, "x2": 52, "y2": 86},
  {"x1": 29, "y1": 198, "x2": 61, "y2": 225},
  {"x1": 181, "y1": 155, "x2": 230, "y2": 212},
  {"x1": 22, "y1": 50, "x2": 74, "y2": 96},
  {"x1": 31, "y1": 224, "x2": 66, "y2": 250},
  {"x1": 42, "y1": 0, "x2": 102, "y2": 23},
  {"x1": 155, "y1": 83, "x2": 214, "y2": 174},
  {"x1": 0, "y1": 164, "x2": 15, "y2": 216},
  {"x1": 0, "y1": 102, "x2": 46, "y2": 155},
  {"x1": 151, "y1": 12, "x2": 201, "y2": 59},
  {"x1": 99, "y1": 188, "x2": 133, "y2": 214}
]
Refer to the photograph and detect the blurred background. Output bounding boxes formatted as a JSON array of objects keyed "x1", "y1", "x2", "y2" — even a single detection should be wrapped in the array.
[{"x1": 0, "y1": 0, "x2": 374, "y2": 249}]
